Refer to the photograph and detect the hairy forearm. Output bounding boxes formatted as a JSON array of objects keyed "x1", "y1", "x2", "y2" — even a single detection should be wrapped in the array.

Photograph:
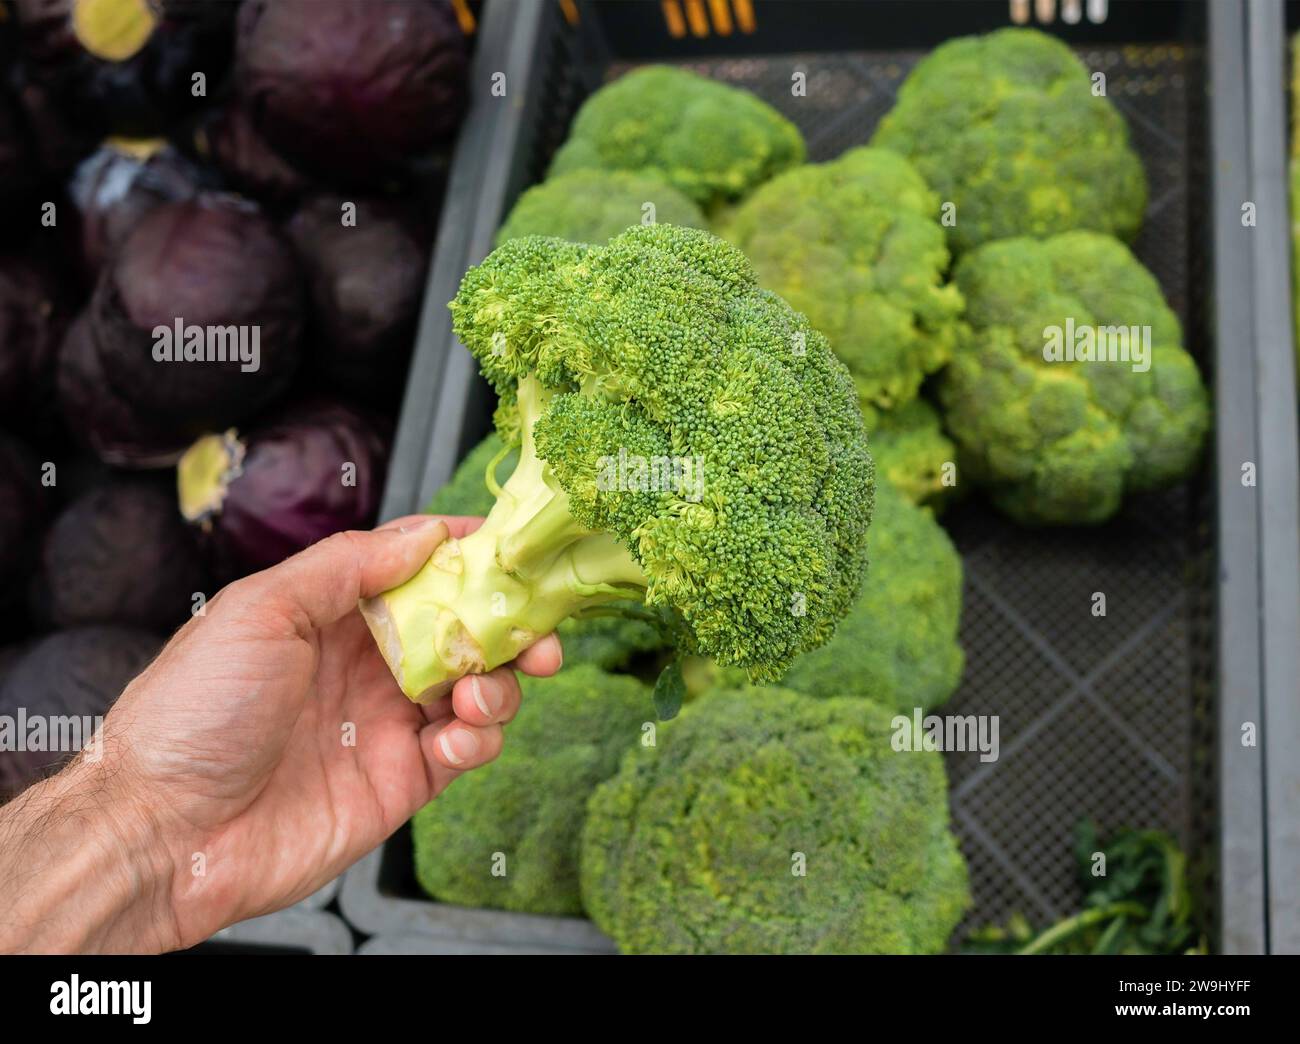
[{"x1": 0, "y1": 755, "x2": 180, "y2": 954}]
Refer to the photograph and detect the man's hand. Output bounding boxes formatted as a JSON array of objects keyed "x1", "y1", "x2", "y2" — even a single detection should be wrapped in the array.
[{"x1": 0, "y1": 516, "x2": 561, "y2": 953}]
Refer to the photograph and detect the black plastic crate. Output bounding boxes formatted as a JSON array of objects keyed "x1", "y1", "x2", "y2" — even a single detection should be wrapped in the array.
[{"x1": 356, "y1": 0, "x2": 1275, "y2": 953}]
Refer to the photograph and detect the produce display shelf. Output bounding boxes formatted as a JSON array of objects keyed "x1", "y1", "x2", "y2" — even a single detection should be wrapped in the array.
[
  {"x1": 355, "y1": 0, "x2": 1273, "y2": 953},
  {"x1": 1252, "y1": 0, "x2": 1300, "y2": 956},
  {"x1": 185, "y1": 880, "x2": 352, "y2": 955},
  {"x1": 191, "y1": 908, "x2": 354, "y2": 956}
]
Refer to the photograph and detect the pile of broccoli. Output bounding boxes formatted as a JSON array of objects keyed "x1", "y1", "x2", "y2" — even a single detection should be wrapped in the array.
[
  {"x1": 548, "y1": 65, "x2": 805, "y2": 212},
  {"x1": 361, "y1": 224, "x2": 873, "y2": 703},
  {"x1": 780, "y1": 478, "x2": 963, "y2": 713},
  {"x1": 412, "y1": 665, "x2": 651, "y2": 916},
  {"x1": 495, "y1": 169, "x2": 707, "y2": 247},
  {"x1": 381, "y1": 25, "x2": 1221, "y2": 954},
  {"x1": 581, "y1": 687, "x2": 970, "y2": 954},
  {"x1": 872, "y1": 28, "x2": 1147, "y2": 254},
  {"x1": 718, "y1": 146, "x2": 963, "y2": 415},
  {"x1": 938, "y1": 232, "x2": 1210, "y2": 525}
]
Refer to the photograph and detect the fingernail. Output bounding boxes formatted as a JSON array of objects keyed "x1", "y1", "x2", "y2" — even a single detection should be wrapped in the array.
[
  {"x1": 399, "y1": 517, "x2": 444, "y2": 534},
  {"x1": 542, "y1": 633, "x2": 563, "y2": 668},
  {"x1": 439, "y1": 728, "x2": 480, "y2": 766},
  {"x1": 471, "y1": 675, "x2": 502, "y2": 717}
]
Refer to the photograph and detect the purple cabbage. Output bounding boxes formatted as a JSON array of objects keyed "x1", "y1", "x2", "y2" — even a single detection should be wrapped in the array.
[
  {"x1": 178, "y1": 400, "x2": 389, "y2": 577},
  {"x1": 89, "y1": 194, "x2": 304, "y2": 431},
  {"x1": 0, "y1": 252, "x2": 68, "y2": 419},
  {"x1": 236, "y1": 0, "x2": 469, "y2": 184},
  {"x1": 56, "y1": 311, "x2": 191, "y2": 467},
  {"x1": 0, "y1": 434, "x2": 46, "y2": 606},
  {"x1": 197, "y1": 102, "x2": 311, "y2": 205},
  {"x1": 0, "y1": 627, "x2": 160, "y2": 798},
  {"x1": 287, "y1": 195, "x2": 427, "y2": 403},
  {"x1": 33, "y1": 478, "x2": 205, "y2": 631},
  {"x1": 13, "y1": 0, "x2": 236, "y2": 138},
  {"x1": 68, "y1": 140, "x2": 213, "y2": 275}
]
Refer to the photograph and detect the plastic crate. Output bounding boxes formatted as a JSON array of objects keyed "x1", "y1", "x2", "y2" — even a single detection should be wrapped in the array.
[
  {"x1": 354, "y1": 0, "x2": 1276, "y2": 954},
  {"x1": 192, "y1": 907, "x2": 354, "y2": 956},
  {"x1": 1252, "y1": 0, "x2": 1300, "y2": 956}
]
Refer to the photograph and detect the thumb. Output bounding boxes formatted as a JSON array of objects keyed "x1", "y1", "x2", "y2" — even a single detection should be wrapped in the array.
[{"x1": 260, "y1": 518, "x2": 449, "y2": 632}]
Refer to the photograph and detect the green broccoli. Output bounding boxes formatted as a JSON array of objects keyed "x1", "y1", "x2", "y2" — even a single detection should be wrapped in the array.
[
  {"x1": 938, "y1": 231, "x2": 1209, "y2": 525},
  {"x1": 426, "y1": 433, "x2": 668, "y2": 673},
  {"x1": 865, "y1": 397, "x2": 958, "y2": 511},
  {"x1": 548, "y1": 65, "x2": 805, "y2": 211},
  {"x1": 872, "y1": 28, "x2": 1148, "y2": 255},
  {"x1": 361, "y1": 225, "x2": 873, "y2": 703},
  {"x1": 412, "y1": 665, "x2": 651, "y2": 916},
  {"x1": 581, "y1": 687, "x2": 970, "y2": 954},
  {"x1": 717, "y1": 146, "x2": 963, "y2": 412},
  {"x1": 496, "y1": 169, "x2": 707, "y2": 247},
  {"x1": 780, "y1": 478, "x2": 963, "y2": 712}
]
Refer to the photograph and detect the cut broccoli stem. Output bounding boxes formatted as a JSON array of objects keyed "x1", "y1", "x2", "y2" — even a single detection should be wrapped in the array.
[{"x1": 360, "y1": 375, "x2": 649, "y2": 702}]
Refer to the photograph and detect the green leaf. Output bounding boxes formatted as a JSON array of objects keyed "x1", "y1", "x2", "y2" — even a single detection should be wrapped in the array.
[{"x1": 653, "y1": 657, "x2": 686, "y2": 720}]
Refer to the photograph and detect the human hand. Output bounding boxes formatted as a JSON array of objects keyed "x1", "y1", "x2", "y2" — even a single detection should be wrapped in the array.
[{"x1": 0, "y1": 516, "x2": 562, "y2": 953}]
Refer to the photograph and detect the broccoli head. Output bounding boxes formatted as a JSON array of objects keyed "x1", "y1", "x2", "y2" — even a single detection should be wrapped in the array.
[
  {"x1": 718, "y1": 146, "x2": 963, "y2": 412},
  {"x1": 938, "y1": 231, "x2": 1209, "y2": 525},
  {"x1": 581, "y1": 687, "x2": 970, "y2": 954},
  {"x1": 865, "y1": 397, "x2": 958, "y2": 512},
  {"x1": 361, "y1": 225, "x2": 873, "y2": 702},
  {"x1": 872, "y1": 28, "x2": 1147, "y2": 255},
  {"x1": 780, "y1": 478, "x2": 963, "y2": 712},
  {"x1": 412, "y1": 665, "x2": 651, "y2": 916},
  {"x1": 496, "y1": 170, "x2": 707, "y2": 247},
  {"x1": 548, "y1": 65, "x2": 805, "y2": 211}
]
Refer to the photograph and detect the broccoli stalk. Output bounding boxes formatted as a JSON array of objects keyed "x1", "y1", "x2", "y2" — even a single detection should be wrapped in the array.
[{"x1": 361, "y1": 376, "x2": 648, "y2": 702}]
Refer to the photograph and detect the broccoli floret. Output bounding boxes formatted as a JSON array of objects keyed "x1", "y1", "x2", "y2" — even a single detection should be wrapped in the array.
[
  {"x1": 865, "y1": 397, "x2": 958, "y2": 512},
  {"x1": 361, "y1": 225, "x2": 873, "y2": 702},
  {"x1": 412, "y1": 664, "x2": 651, "y2": 915},
  {"x1": 496, "y1": 169, "x2": 707, "y2": 247},
  {"x1": 780, "y1": 478, "x2": 963, "y2": 712},
  {"x1": 581, "y1": 687, "x2": 970, "y2": 954},
  {"x1": 718, "y1": 146, "x2": 964, "y2": 412},
  {"x1": 428, "y1": 433, "x2": 669, "y2": 673},
  {"x1": 548, "y1": 65, "x2": 805, "y2": 212},
  {"x1": 872, "y1": 28, "x2": 1147, "y2": 255},
  {"x1": 938, "y1": 231, "x2": 1209, "y2": 525}
]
